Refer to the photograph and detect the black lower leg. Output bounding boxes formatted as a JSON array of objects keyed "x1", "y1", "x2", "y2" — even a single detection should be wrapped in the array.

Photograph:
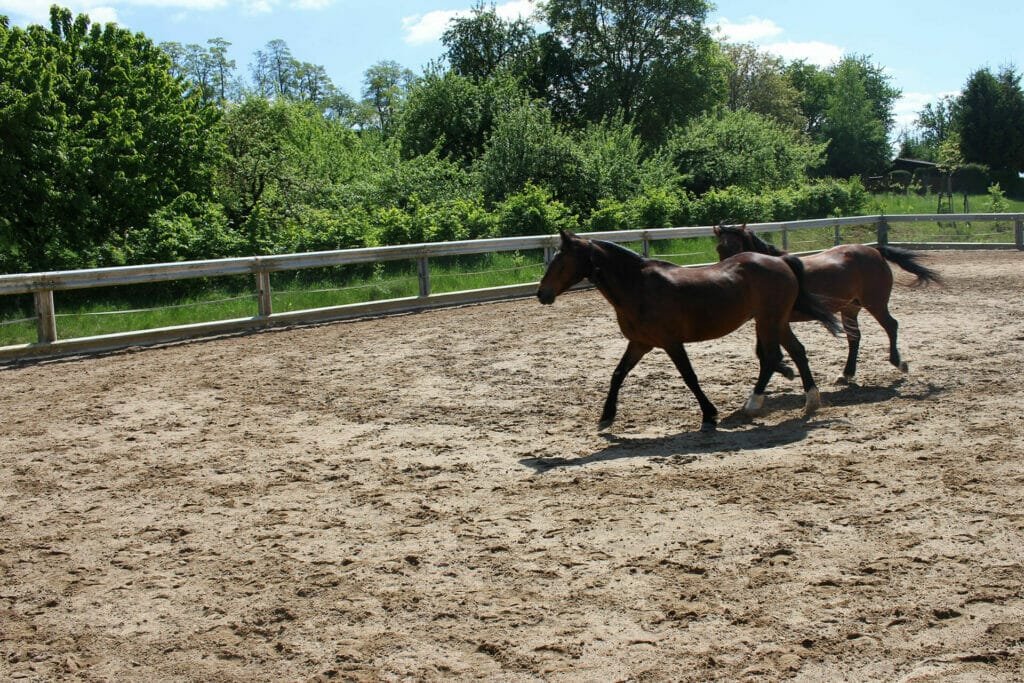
[
  {"x1": 666, "y1": 345, "x2": 718, "y2": 429},
  {"x1": 599, "y1": 342, "x2": 650, "y2": 428}
]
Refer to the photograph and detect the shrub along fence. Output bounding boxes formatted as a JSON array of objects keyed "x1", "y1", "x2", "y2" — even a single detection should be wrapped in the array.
[{"x1": 1, "y1": 213, "x2": 1022, "y2": 363}]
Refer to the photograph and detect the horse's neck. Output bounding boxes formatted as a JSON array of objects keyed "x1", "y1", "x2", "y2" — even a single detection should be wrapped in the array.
[
  {"x1": 746, "y1": 232, "x2": 785, "y2": 256},
  {"x1": 589, "y1": 242, "x2": 644, "y2": 309}
]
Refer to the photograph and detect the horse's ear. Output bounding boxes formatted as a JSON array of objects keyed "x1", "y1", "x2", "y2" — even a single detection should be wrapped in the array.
[
  {"x1": 558, "y1": 228, "x2": 575, "y2": 245},
  {"x1": 713, "y1": 224, "x2": 722, "y2": 236}
]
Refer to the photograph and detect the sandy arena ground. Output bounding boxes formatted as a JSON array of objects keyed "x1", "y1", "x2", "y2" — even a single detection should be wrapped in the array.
[{"x1": 1, "y1": 250, "x2": 1023, "y2": 682}]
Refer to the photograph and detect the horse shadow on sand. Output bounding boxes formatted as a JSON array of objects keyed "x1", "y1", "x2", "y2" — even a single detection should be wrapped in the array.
[{"x1": 520, "y1": 376, "x2": 946, "y2": 472}]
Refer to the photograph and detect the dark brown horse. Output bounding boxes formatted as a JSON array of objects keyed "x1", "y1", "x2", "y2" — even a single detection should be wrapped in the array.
[
  {"x1": 714, "y1": 223, "x2": 942, "y2": 382},
  {"x1": 537, "y1": 229, "x2": 840, "y2": 432}
]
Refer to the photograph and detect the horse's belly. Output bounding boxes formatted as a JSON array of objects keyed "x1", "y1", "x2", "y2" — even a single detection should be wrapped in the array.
[{"x1": 617, "y1": 308, "x2": 748, "y2": 347}]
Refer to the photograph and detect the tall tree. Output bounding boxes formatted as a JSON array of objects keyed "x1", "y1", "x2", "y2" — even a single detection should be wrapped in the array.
[
  {"x1": 0, "y1": 8, "x2": 219, "y2": 271},
  {"x1": 957, "y1": 66, "x2": 1024, "y2": 185},
  {"x1": 251, "y1": 39, "x2": 297, "y2": 99},
  {"x1": 161, "y1": 37, "x2": 238, "y2": 105},
  {"x1": 541, "y1": 0, "x2": 726, "y2": 144},
  {"x1": 362, "y1": 60, "x2": 415, "y2": 135},
  {"x1": 442, "y1": 2, "x2": 536, "y2": 82},
  {"x1": 721, "y1": 43, "x2": 804, "y2": 131},
  {"x1": 788, "y1": 56, "x2": 899, "y2": 178},
  {"x1": 667, "y1": 108, "x2": 825, "y2": 193}
]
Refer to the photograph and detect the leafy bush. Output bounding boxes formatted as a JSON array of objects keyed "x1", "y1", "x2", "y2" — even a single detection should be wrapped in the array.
[
  {"x1": 122, "y1": 194, "x2": 242, "y2": 264},
  {"x1": 494, "y1": 184, "x2": 578, "y2": 237},
  {"x1": 667, "y1": 109, "x2": 825, "y2": 194},
  {"x1": 956, "y1": 163, "x2": 992, "y2": 195}
]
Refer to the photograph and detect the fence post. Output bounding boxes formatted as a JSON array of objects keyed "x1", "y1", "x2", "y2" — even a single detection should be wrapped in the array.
[
  {"x1": 782, "y1": 227, "x2": 789, "y2": 251},
  {"x1": 417, "y1": 256, "x2": 430, "y2": 297},
  {"x1": 834, "y1": 224, "x2": 841, "y2": 246},
  {"x1": 34, "y1": 290, "x2": 57, "y2": 343},
  {"x1": 877, "y1": 216, "x2": 889, "y2": 246},
  {"x1": 1016, "y1": 218, "x2": 1023, "y2": 251},
  {"x1": 255, "y1": 270, "x2": 273, "y2": 317},
  {"x1": 641, "y1": 234, "x2": 650, "y2": 258}
]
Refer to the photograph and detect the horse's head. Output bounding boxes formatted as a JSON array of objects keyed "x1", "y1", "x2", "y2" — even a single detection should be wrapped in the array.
[
  {"x1": 713, "y1": 222, "x2": 750, "y2": 261},
  {"x1": 537, "y1": 229, "x2": 593, "y2": 305}
]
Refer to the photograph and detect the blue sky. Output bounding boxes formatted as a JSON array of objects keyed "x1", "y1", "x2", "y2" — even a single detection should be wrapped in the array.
[{"x1": 2, "y1": 0, "x2": 1022, "y2": 134}]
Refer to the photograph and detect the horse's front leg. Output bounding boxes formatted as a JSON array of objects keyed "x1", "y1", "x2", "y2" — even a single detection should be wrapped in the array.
[
  {"x1": 665, "y1": 344, "x2": 718, "y2": 432},
  {"x1": 599, "y1": 341, "x2": 651, "y2": 430}
]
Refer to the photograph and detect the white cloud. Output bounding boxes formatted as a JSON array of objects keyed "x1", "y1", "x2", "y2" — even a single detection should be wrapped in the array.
[
  {"x1": 0, "y1": 0, "x2": 334, "y2": 25},
  {"x1": 402, "y1": 0, "x2": 540, "y2": 46},
  {"x1": 0, "y1": 0, "x2": 218, "y2": 25},
  {"x1": 88, "y1": 5, "x2": 120, "y2": 23},
  {"x1": 712, "y1": 16, "x2": 783, "y2": 43},
  {"x1": 711, "y1": 14, "x2": 843, "y2": 68},
  {"x1": 402, "y1": 9, "x2": 469, "y2": 46},
  {"x1": 762, "y1": 41, "x2": 844, "y2": 67},
  {"x1": 289, "y1": 0, "x2": 332, "y2": 9}
]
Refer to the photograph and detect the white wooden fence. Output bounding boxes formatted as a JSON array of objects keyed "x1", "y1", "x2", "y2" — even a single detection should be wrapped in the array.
[{"x1": 1, "y1": 213, "x2": 1022, "y2": 362}]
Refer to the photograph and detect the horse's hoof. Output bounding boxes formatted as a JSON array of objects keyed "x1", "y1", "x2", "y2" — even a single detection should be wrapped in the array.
[
  {"x1": 743, "y1": 392, "x2": 765, "y2": 416},
  {"x1": 778, "y1": 364, "x2": 796, "y2": 380},
  {"x1": 899, "y1": 361, "x2": 909, "y2": 373},
  {"x1": 700, "y1": 421, "x2": 717, "y2": 433},
  {"x1": 598, "y1": 418, "x2": 614, "y2": 431},
  {"x1": 834, "y1": 374, "x2": 853, "y2": 385},
  {"x1": 804, "y1": 387, "x2": 822, "y2": 414}
]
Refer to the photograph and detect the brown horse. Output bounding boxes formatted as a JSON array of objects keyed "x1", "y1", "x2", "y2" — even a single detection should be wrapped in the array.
[
  {"x1": 714, "y1": 223, "x2": 942, "y2": 382},
  {"x1": 537, "y1": 229, "x2": 840, "y2": 432}
]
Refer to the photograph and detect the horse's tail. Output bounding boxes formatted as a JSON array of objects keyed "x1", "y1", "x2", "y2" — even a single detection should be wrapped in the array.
[
  {"x1": 874, "y1": 245, "x2": 944, "y2": 287},
  {"x1": 783, "y1": 254, "x2": 842, "y2": 336}
]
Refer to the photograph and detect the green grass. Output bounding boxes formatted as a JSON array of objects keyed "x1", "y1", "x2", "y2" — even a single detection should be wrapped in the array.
[
  {"x1": 866, "y1": 191, "x2": 1024, "y2": 215},
  {"x1": 2, "y1": 198, "x2": 1021, "y2": 347},
  {"x1": 0, "y1": 251, "x2": 551, "y2": 346}
]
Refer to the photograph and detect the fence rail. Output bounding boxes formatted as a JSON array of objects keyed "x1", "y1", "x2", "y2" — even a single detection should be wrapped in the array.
[{"x1": 2, "y1": 213, "x2": 1022, "y2": 362}]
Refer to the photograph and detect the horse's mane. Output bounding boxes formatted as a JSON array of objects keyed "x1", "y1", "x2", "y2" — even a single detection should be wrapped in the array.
[
  {"x1": 719, "y1": 224, "x2": 786, "y2": 256},
  {"x1": 593, "y1": 239, "x2": 645, "y2": 266},
  {"x1": 587, "y1": 239, "x2": 646, "y2": 300}
]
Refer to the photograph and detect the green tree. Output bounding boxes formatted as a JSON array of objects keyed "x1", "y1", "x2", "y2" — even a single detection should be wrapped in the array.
[
  {"x1": 721, "y1": 43, "x2": 805, "y2": 131},
  {"x1": 473, "y1": 97, "x2": 587, "y2": 209},
  {"x1": 957, "y1": 66, "x2": 1024, "y2": 188},
  {"x1": 791, "y1": 56, "x2": 899, "y2": 178},
  {"x1": 541, "y1": 0, "x2": 726, "y2": 143},
  {"x1": 214, "y1": 97, "x2": 363, "y2": 252},
  {"x1": 250, "y1": 38, "x2": 296, "y2": 99},
  {"x1": 398, "y1": 69, "x2": 524, "y2": 164},
  {"x1": 161, "y1": 37, "x2": 238, "y2": 106},
  {"x1": 362, "y1": 60, "x2": 415, "y2": 135},
  {"x1": 0, "y1": 7, "x2": 219, "y2": 272},
  {"x1": 897, "y1": 95, "x2": 959, "y2": 161},
  {"x1": 442, "y1": 2, "x2": 536, "y2": 81},
  {"x1": 667, "y1": 108, "x2": 825, "y2": 193}
]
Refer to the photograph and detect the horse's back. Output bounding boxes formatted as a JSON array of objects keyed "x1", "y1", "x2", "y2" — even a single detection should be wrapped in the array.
[
  {"x1": 626, "y1": 254, "x2": 786, "y2": 344},
  {"x1": 801, "y1": 244, "x2": 893, "y2": 309}
]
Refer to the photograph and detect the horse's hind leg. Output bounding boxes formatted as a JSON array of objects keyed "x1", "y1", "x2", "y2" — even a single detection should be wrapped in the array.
[
  {"x1": 868, "y1": 305, "x2": 907, "y2": 374},
  {"x1": 745, "y1": 335, "x2": 784, "y2": 416},
  {"x1": 666, "y1": 344, "x2": 718, "y2": 432},
  {"x1": 838, "y1": 305, "x2": 862, "y2": 383},
  {"x1": 781, "y1": 327, "x2": 823, "y2": 414},
  {"x1": 599, "y1": 341, "x2": 651, "y2": 430}
]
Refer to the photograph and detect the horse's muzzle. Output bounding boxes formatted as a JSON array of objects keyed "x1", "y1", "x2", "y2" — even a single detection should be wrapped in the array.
[{"x1": 537, "y1": 288, "x2": 555, "y2": 305}]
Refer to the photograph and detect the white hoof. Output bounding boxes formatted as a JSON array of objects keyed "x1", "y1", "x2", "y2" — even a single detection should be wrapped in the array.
[
  {"x1": 744, "y1": 392, "x2": 765, "y2": 415},
  {"x1": 804, "y1": 387, "x2": 822, "y2": 414}
]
